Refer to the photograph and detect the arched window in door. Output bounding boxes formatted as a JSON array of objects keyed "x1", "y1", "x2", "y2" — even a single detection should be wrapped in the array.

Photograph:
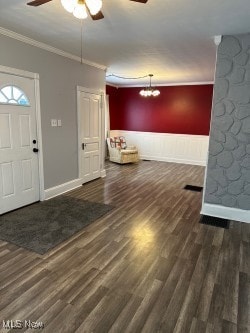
[{"x1": 0, "y1": 85, "x2": 30, "y2": 106}]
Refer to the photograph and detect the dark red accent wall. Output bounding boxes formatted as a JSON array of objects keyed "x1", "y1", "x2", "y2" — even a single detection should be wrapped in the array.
[
  {"x1": 106, "y1": 84, "x2": 213, "y2": 135},
  {"x1": 106, "y1": 85, "x2": 119, "y2": 130}
]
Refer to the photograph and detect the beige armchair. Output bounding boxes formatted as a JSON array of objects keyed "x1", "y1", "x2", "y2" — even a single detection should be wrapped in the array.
[{"x1": 107, "y1": 136, "x2": 139, "y2": 164}]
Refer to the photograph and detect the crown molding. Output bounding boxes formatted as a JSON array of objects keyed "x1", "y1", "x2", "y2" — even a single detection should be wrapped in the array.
[
  {"x1": 111, "y1": 81, "x2": 214, "y2": 88},
  {"x1": 214, "y1": 35, "x2": 222, "y2": 46},
  {"x1": 106, "y1": 83, "x2": 119, "y2": 88},
  {"x1": 0, "y1": 26, "x2": 107, "y2": 71}
]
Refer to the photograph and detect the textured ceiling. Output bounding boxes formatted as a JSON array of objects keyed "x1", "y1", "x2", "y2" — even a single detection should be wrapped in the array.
[{"x1": 0, "y1": 0, "x2": 250, "y2": 86}]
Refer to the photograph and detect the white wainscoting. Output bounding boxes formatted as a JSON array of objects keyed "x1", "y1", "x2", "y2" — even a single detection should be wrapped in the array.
[{"x1": 110, "y1": 130, "x2": 209, "y2": 166}]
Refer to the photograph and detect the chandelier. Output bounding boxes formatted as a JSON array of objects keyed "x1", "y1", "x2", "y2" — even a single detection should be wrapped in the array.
[
  {"x1": 139, "y1": 74, "x2": 160, "y2": 97},
  {"x1": 61, "y1": 0, "x2": 102, "y2": 19}
]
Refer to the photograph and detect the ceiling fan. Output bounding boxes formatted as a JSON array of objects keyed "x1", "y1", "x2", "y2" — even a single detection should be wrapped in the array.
[{"x1": 27, "y1": 0, "x2": 148, "y2": 21}]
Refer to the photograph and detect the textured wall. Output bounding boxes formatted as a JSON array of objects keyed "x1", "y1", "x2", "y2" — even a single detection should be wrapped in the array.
[
  {"x1": 107, "y1": 84, "x2": 213, "y2": 135},
  {"x1": 204, "y1": 34, "x2": 250, "y2": 210}
]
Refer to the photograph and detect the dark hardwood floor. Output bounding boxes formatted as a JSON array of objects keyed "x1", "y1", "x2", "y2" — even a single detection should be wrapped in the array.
[{"x1": 0, "y1": 161, "x2": 249, "y2": 333}]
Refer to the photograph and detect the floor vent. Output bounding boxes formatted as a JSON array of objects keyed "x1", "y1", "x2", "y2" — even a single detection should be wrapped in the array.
[
  {"x1": 200, "y1": 215, "x2": 230, "y2": 229},
  {"x1": 184, "y1": 185, "x2": 203, "y2": 192}
]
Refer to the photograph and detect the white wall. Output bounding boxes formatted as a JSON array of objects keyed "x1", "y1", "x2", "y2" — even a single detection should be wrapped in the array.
[{"x1": 111, "y1": 130, "x2": 209, "y2": 166}]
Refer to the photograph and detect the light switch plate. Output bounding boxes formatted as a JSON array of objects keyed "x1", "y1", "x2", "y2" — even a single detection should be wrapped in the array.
[
  {"x1": 57, "y1": 119, "x2": 62, "y2": 127},
  {"x1": 51, "y1": 119, "x2": 57, "y2": 127}
]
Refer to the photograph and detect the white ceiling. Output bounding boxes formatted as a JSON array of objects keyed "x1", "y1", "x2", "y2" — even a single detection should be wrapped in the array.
[{"x1": 0, "y1": 0, "x2": 250, "y2": 86}]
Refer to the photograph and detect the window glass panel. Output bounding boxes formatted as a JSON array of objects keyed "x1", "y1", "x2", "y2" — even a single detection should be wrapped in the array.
[
  {"x1": 2, "y1": 86, "x2": 12, "y2": 99},
  {"x1": 13, "y1": 87, "x2": 22, "y2": 100},
  {"x1": 0, "y1": 92, "x2": 7, "y2": 103},
  {"x1": 9, "y1": 100, "x2": 18, "y2": 104},
  {"x1": 0, "y1": 86, "x2": 30, "y2": 106},
  {"x1": 18, "y1": 95, "x2": 29, "y2": 106}
]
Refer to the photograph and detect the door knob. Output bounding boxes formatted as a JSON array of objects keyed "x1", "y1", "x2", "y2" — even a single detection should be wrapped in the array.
[{"x1": 33, "y1": 148, "x2": 39, "y2": 153}]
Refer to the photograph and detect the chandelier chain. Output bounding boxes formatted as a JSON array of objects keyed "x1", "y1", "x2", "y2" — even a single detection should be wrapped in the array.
[
  {"x1": 106, "y1": 73, "x2": 160, "y2": 97},
  {"x1": 106, "y1": 74, "x2": 150, "y2": 80}
]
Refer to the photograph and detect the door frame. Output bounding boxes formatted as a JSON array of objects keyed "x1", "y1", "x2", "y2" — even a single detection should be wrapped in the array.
[
  {"x1": 77, "y1": 86, "x2": 106, "y2": 184},
  {"x1": 0, "y1": 65, "x2": 45, "y2": 204}
]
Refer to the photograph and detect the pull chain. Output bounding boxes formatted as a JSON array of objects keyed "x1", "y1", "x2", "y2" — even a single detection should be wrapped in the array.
[{"x1": 81, "y1": 19, "x2": 83, "y2": 64}]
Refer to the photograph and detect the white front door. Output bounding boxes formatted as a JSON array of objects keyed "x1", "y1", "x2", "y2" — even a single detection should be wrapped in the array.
[
  {"x1": 78, "y1": 90, "x2": 102, "y2": 183},
  {"x1": 0, "y1": 72, "x2": 40, "y2": 214}
]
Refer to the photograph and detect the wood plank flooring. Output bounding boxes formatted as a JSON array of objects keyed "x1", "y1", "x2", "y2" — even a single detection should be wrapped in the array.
[{"x1": 0, "y1": 161, "x2": 249, "y2": 333}]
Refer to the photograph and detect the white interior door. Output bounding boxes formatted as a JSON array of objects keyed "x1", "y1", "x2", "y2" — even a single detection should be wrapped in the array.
[
  {"x1": 79, "y1": 91, "x2": 102, "y2": 183},
  {"x1": 0, "y1": 72, "x2": 40, "y2": 214}
]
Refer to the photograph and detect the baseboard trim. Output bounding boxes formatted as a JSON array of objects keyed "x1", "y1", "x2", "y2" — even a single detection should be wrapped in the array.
[
  {"x1": 101, "y1": 169, "x2": 106, "y2": 178},
  {"x1": 201, "y1": 203, "x2": 250, "y2": 224},
  {"x1": 140, "y1": 155, "x2": 206, "y2": 166},
  {"x1": 44, "y1": 178, "x2": 83, "y2": 200}
]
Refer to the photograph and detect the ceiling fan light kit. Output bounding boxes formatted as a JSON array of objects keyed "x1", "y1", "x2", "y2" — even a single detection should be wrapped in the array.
[
  {"x1": 27, "y1": 0, "x2": 148, "y2": 21},
  {"x1": 73, "y1": 4, "x2": 88, "y2": 19},
  {"x1": 61, "y1": 0, "x2": 102, "y2": 19},
  {"x1": 140, "y1": 74, "x2": 160, "y2": 97},
  {"x1": 61, "y1": 0, "x2": 76, "y2": 13}
]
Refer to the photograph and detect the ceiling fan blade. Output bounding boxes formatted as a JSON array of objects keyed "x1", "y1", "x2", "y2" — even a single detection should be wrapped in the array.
[
  {"x1": 87, "y1": 10, "x2": 104, "y2": 20},
  {"x1": 90, "y1": 11, "x2": 104, "y2": 20},
  {"x1": 85, "y1": 2, "x2": 104, "y2": 20},
  {"x1": 130, "y1": 0, "x2": 148, "y2": 3},
  {"x1": 27, "y1": 0, "x2": 53, "y2": 6}
]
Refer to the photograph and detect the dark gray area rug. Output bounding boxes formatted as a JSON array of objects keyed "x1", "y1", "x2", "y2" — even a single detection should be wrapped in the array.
[{"x1": 0, "y1": 196, "x2": 113, "y2": 255}]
